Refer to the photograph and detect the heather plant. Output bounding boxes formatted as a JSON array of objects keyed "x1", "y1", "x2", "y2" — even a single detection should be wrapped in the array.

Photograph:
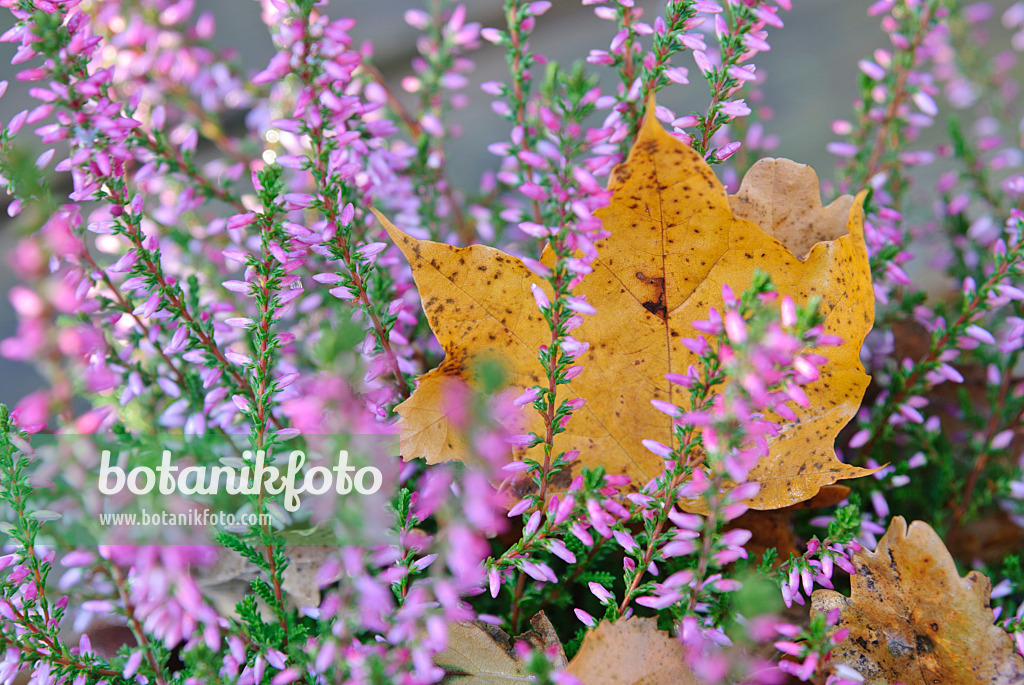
[{"x1": 0, "y1": 1, "x2": 1022, "y2": 684}]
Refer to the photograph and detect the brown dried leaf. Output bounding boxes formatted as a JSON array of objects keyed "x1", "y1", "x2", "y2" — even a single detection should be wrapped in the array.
[
  {"x1": 728, "y1": 158, "x2": 855, "y2": 260},
  {"x1": 566, "y1": 617, "x2": 699, "y2": 685},
  {"x1": 435, "y1": 613, "x2": 566, "y2": 684},
  {"x1": 811, "y1": 516, "x2": 1024, "y2": 684}
]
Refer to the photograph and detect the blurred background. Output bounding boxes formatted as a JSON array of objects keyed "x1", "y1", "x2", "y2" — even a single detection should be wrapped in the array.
[{"x1": 0, "y1": 0, "x2": 1018, "y2": 406}]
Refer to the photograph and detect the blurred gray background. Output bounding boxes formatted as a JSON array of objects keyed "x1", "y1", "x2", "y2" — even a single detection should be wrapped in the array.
[{"x1": 0, "y1": 1, "x2": 1013, "y2": 406}]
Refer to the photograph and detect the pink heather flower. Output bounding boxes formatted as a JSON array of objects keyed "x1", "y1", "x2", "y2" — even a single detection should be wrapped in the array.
[
  {"x1": 720, "y1": 100, "x2": 751, "y2": 119},
  {"x1": 613, "y1": 529, "x2": 639, "y2": 554},
  {"x1": 123, "y1": 652, "x2": 144, "y2": 679},
  {"x1": 724, "y1": 310, "x2": 747, "y2": 343},
  {"x1": 565, "y1": 296, "x2": 597, "y2": 315},
  {"x1": 520, "y1": 559, "x2": 556, "y2": 583},
  {"x1": 913, "y1": 90, "x2": 938, "y2": 116},
  {"x1": 513, "y1": 387, "x2": 542, "y2": 407},
  {"x1": 502, "y1": 460, "x2": 532, "y2": 473},
  {"x1": 715, "y1": 141, "x2": 742, "y2": 162},
  {"x1": 545, "y1": 539, "x2": 576, "y2": 564},
  {"x1": 523, "y1": 511, "x2": 542, "y2": 537},
  {"x1": 693, "y1": 50, "x2": 714, "y2": 74},
  {"x1": 965, "y1": 324, "x2": 996, "y2": 345},
  {"x1": 665, "y1": 66, "x2": 689, "y2": 84},
  {"x1": 586, "y1": 499, "x2": 613, "y2": 538},
  {"x1": 827, "y1": 141, "x2": 859, "y2": 158},
  {"x1": 554, "y1": 495, "x2": 575, "y2": 525},
  {"x1": 858, "y1": 59, "x2": 886, "y2": 80},
  {"x1": 574, "y1": 609, "x2": 597, "y2": 627},
  {"x1": 589, "y1": 581, "x2": 614, "y2": 604},
  {"x1": 508, "y1": 498, "x2": 533, "y2": 517},
  {"x1": 848, "y1": 428, "x2": 871, "y2": 448},
  {"x1": 635, "y1": 591, "x2": 682, "y2": 609},
  {"x1": 560, "y1": 337, "x2": 590, "y2": 358},
  {"x1": 530, "y1": 283, "x2": 551, "y2": 310},
  {"x1": 992, "y1": 429, "x2": 1015, "y2": 450},
  {"x1": 641, "y1": 439, "x2": 675, "y2": 458},
  {"x1": 650, "y1": 399, "x2": 681, "y2": 417},
  {"x1": 519, "y1": 221, "x2": 552, "y2": 238}
]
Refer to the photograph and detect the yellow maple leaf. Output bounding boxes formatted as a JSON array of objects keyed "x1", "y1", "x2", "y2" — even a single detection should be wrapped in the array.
[
  {"x1": 811, "y1": 517, "x2": 1024, "y2": 684},
  {"x1": 372, "y1": 111, "x2": 875, "y2": 510}
]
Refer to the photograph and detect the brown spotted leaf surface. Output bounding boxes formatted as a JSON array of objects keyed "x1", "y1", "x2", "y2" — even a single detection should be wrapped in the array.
[
  {"x1": 434, "y1": 613, "x2": 566, "y2": 684},
  {"x1": 566, "y1": 616, "x2": 699, "y2": 685},
  {"x1": 811, "y1": 516, "x2": 1024, "y2": 685},
  {"x1": 375, "y1": 109, "x2": 876, "y2": 510}
]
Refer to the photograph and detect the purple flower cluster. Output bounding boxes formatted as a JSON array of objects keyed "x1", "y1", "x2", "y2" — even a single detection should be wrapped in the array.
[{"x1": 0, "y1": 1, "x2": 1023, "y2": 684}]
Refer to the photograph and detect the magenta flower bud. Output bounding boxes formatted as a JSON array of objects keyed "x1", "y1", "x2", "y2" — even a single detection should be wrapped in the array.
[
  {"x1": 569, "y1": 521, "x2": 593, "y2": 547},
  {"x1": 848, "y1": 428, "x2": 871, "y2": 448},
  {"x1": 661, "y1": 539, "x2": 697, "y2": 558},
  {"x1": 650, "y1": 399, "x2": 681, "y2": 417},
  {"x1": 724, "y1": 309, "x2": 747, "y2": 343},
  {"x1": 574, "y1": 608, "x2": 597, "y2": 627},
  {"x1": 123, "y1": 651, "x2": 144, "y2": 679},
  {"x1": 613, "y1": 529, "x2": 639, "y2": 554},
  {"x1": 521, "y1": 559, "x2": 556, "y2": 583},
  {"x1": 588, "y1": 581, "x2": 613, "y2": 604},
  {"x1": 523, "y1": 511, "x2": 542, "y2": 538},
  {"x1": 508, "y1": 499, "x2": 532, "y2": 518},
  {"x1": 641, "y1": 439, "x2": 674, "y2": 459},
  {"x1": 636, "y1": 592, "x2": 682, "y2": 609},
  {"x1": 991, "y1": 429, "x2": 1014, "y2": 450},
  {"x1": 565, "y1": 296, "x2": 597, "y2": 315},
  {"x1": 488, "y1": 568, "x2": 501, "y2": 598},
  {"x1": 780, "y1": 583, "x2": 793, "y2": 608},
  {"x1": 665, "y1": 66, "x2": 689, "y2": 84},
  {"x1": 912, "y1": 90, "x2": 938, "y2": 116},
  {"x1": 858, "y1": 59, "x2": 886, "y2": 80},
  {"x1": 720, "y1": 528, "x2": 752, "y2": 548},
  {"x1": 672, "y1": 114, "x2": 700, "y2": 128},
  {"x1": 530, "y1": 283, "x2": 550, "y2": 310},
  {"x1": 513, "y1": 387, "x2": 542, "y2": 407},
  {"x1": 821, "y1": 554, "x2": 834, "y2": 579},
  {"x1": 545, "y1": 539, "x2": 576, "y2": 564},
  {"x1": 328, "y1": 286, "x2": 355, "y2": 300},
  {"x1": 965, "y1": 324, "x2": 996, "y2": 345},
  {"x1": 835, "y1": 554, "x2": 857, "y2": 575},
  {"x1": 560, "y1": 336, "x2": 590, "y2": 358},
  {"x1": 521, "y1": 256, "x2": 552, "y2": 278},
  {"x1": 800, "y1": 567, "x2": 814, "y2": 596},
  {"x1": 871, "y1": 490, "x2": 890, "y2": 518},
  {"x1": 554, "y1": 495, "x2": 575, "y2": 525},
  {"x1": 693, "y1": 50, "x2": 713, "y2": 74},
  {"x1": 715, "y1": 141, "x2": 742, "y2": 161},
  {"x1": 563, "y1": 364, "x2": 585, "y2": 381},
  {"x1": 502, "y1": 460, "x2": 532, "y2": 473},
  {"x1": 357, "y1": 242, "x2": 388, "y2": 259}
]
